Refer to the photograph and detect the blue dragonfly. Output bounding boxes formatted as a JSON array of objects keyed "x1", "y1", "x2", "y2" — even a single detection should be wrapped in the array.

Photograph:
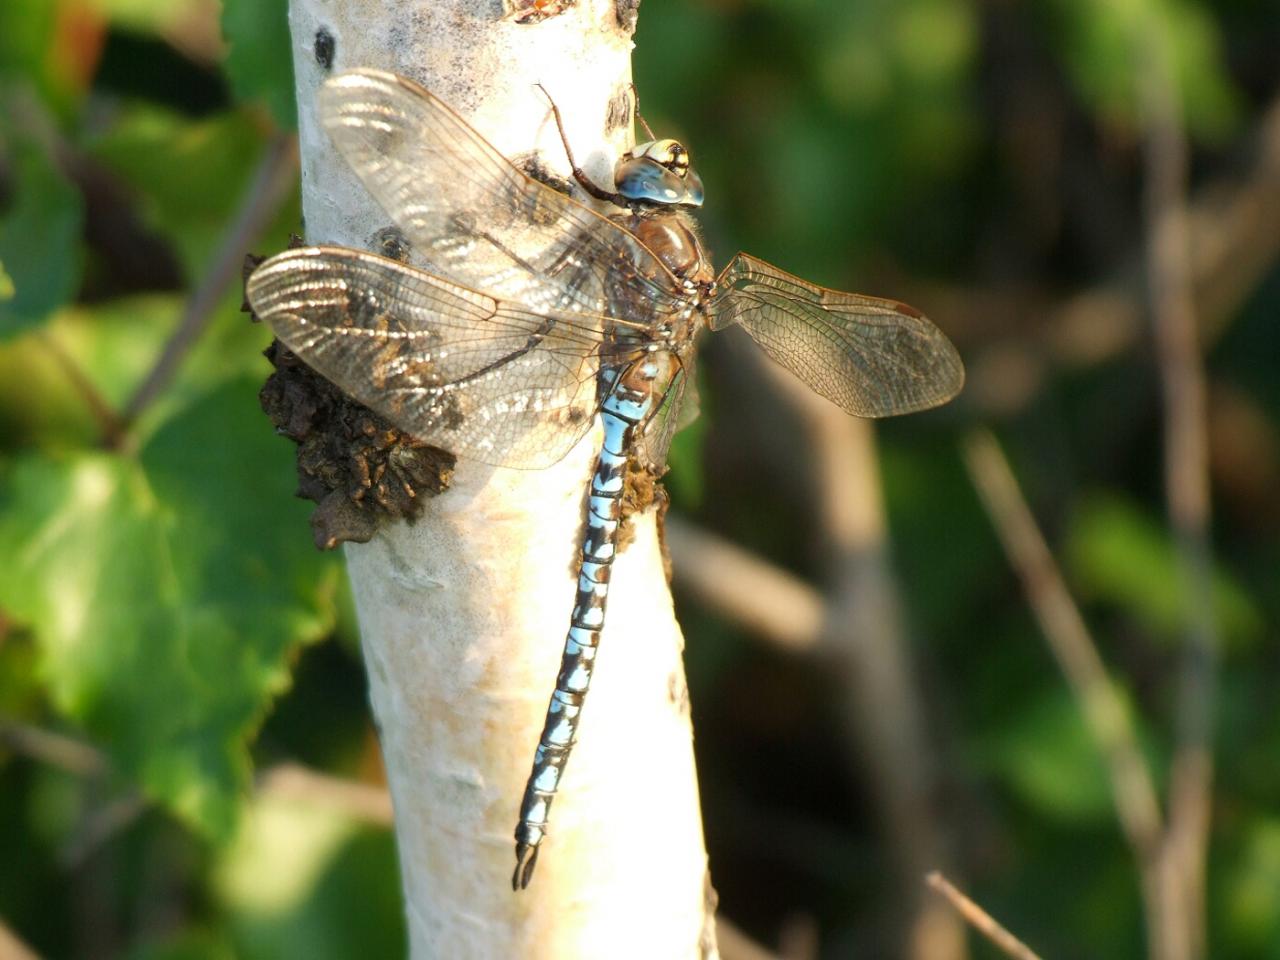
[{"x1": 246, "y1": 69, "x2": 963, "y2": 890}]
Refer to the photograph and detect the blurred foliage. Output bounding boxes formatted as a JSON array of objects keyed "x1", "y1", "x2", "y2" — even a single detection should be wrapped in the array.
[
  {"x1": 0, "y1": 0, "x2": 1277, "y2": 957},
  {"x1": 0, "y1": 134, "x2": 83, "y2": 339}
]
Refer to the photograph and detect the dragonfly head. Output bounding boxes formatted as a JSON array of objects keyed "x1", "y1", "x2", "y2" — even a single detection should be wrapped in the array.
[{"x1": 616, "y1": 139, "x2": 704, "y2": 208}]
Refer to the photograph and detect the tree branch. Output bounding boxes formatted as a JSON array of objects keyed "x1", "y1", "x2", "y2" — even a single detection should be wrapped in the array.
[
  {"x1": 943, "y1": 91, "x2": 1280, "y2": 416},
  {"x1": 762, "y1": 359, "x2": 963, "y2": 960},
  {"x1": 961, "y1": 431, "x2": 1165, "y2": 874},
  {"x1": 1137, "y1": 16, "x2": 1219, "y2": 960},
  {"x1": 665, "y1": 515, "x2": 825, "y2": 652},
  {"x1": 282, "y1": 1, "x2": 714, "y2": 955},
  {"x1": 121, "y1": 132, "x2": 297, "y2": 425}
]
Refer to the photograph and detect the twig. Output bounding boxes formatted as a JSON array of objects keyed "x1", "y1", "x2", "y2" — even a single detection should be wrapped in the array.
[
  {"x1": 926, "y1": 871, "x2": 1044, "y2": 960},
  {"x1": 1137, "y1": 16, "x2": 1219, "y2": 960},
  {"x1": 962, "y1": 431, "x2": 1165, "y2": 863},
  {"x1": 716, "y1": 917, "x2": 781, "y2": 960},
  {"x1": 0, "y1": 918, "x2": 42, "y2": 960},
  {"x1": 35, "y1": 332, "x2": 126, "y2": 448},
  {"x1": 664, "y1": 514, "x2": 824, "y2": 652},
  {"x1": 760, "y1": 356, "x2": 962, "y2": 960},
  {"x1": 947, "y1": 92, "x2": 1280, "y2": 415},
  {"x1": 121, "y1": 132, "x2": 298, "y2": 425},
  {"x1": 0, "y1": 722, "x2": 109, "y2": 778},
  {"x1": 256, "y1": 761, "x2": 394, "y2": 825},
  {"x1": 61, "y1": 795, "x2": 148, "y2": 869}
]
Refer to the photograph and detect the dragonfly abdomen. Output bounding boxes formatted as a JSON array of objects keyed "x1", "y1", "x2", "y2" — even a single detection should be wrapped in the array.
[{"x1": 512, "y1": 360, "x2": 658, "y2": 890}]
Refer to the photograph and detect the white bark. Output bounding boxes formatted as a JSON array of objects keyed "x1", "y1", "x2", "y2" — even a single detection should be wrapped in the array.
[{"x1": 284, "y1": 1, "x2": 716, "y2": 957}]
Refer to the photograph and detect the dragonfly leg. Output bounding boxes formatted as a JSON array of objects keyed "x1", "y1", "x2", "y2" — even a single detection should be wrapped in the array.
[
  {"x1": 628, "y1": 82, "x2": 656, "y2": 141},
  {"x1": 535, "y1": 83, "x2": 628, "y2": 207}
]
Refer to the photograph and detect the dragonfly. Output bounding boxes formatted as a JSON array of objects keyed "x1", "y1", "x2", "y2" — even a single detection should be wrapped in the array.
[{"x1": 246, "y1": 68, "x2": 964, "y2": 891}]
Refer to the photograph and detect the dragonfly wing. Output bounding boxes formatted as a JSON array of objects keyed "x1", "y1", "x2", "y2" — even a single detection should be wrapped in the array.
[
  {"x1": 247, "y1": 247, "x2": 602, "y2": 469},
  {"x1": 709, "y1": 253, "x2": 964, "y2": 418},
  {"x1": 634, "y1": 351, "x2": 694, "y2": 472},
  {"x1": 318, "y1": 68, "x2": 686, "y2": 324}
]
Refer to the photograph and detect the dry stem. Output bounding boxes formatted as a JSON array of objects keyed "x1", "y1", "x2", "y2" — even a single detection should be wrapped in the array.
[
  {"x1": 1137, "y1": 17, "x2": 1219, "y2": 960},
  {"x1": 926, "y1": 872, "x2": 1044, "y2": 960}
]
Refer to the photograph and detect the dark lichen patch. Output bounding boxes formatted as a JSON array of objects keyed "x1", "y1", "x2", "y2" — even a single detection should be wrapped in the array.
[
  {"x1": 372, "y1": 225, "x2": 411, "y2": 262},
  {"x1": 605, "y1": 87, "x2": 631, "y2": 134},
  {"x1": 514, "y1": 153, "x2": 575, "y2": 197},
  {"x1": 667, "y1": 669, "x2": 690, "y2": 714},
  {"x1": 258, "y1": 341, "x2": 455, "y2": 550},
  {"x1": 615, "y1": 0, "x2": 641, "y2": 34},
  {"x1": 314, "y1": 28, "x2": 335, "y2": 71}
]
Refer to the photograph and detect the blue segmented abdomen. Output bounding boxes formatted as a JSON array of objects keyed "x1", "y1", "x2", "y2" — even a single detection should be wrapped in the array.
[{"x1": 512, "y1": 360, "x2": 657, "y2": 889}]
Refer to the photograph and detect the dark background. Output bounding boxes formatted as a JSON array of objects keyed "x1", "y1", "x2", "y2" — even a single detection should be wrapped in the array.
[{"x1": 1, "y1": 0, "x2": 1277, "y2": 957}]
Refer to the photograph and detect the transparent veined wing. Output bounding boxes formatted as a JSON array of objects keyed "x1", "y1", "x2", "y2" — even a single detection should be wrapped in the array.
[
  {"x1": 634, "y1": 351, "x2": 697, "y2": 472},
  {"x1": 247, "y1": 246, "x2": 608, "y2": 469},
  {"x1": 709, "y1": 253, "x2": 964, "y2": 417},
  {"x1": 318, "y1": 69, "x2": 687, "y2": 323}
]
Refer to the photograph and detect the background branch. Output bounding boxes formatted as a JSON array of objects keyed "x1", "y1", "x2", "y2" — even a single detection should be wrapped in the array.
[
  {"x1": 962, "y1": 430, "x2": 1168, "y2": 950},
  {"x1": 121, "y1": 132, "x2": 298, "y2": 426},
  {"x1": 926, "y1": 872, "x2": 1043, "y2": 960},
  {"x1": 1137, "y1": 14, "x2": 1220, "y2": 960}
]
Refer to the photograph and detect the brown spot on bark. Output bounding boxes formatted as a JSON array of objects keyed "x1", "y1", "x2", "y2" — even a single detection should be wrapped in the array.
[
  {"x1": 372, "y1": 225, "x2": 411, "y2": 262},
  {"x1": 508, "y1": 0, "x2": 576, "y2": 24},
  {"x1": 314, "y1": 28, "x2": 335, "y2": 71},
  {"x1": 615, "y1": 458, "x2": 665, "y2": 555},
  {"x1": 615, "y1": 0, "x2": 640, "y2": 34},
  {"x1": 605, "y1": 87, "x2": 631, "y2": 134},
  {"x1": 516, "y1": 153, "x2": 574, "y2": 198}
]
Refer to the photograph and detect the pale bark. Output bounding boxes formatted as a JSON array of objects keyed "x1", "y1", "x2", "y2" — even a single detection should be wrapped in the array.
[{"x1": 284, "y1": 1, "x2": 716, "y2": 956}]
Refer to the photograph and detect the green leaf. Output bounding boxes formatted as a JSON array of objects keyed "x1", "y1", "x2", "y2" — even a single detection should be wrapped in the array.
[
  {"x1": 1223, "y1": 820, "x2": 1280, "y2": 954},
  {"x1": 0, "y1": 0, "x2": 75, "y2": 112},
  {"x1": 93, "y1": 0, "x2": 203, "y2": 35},
  {"x1": 0, "y1": 260, "x2": 13, "y2": 300},
  {"x1": 1065, "y1": 494, "x2": 1262, "y2": 649},
  {"x1": 87, "y1": 106, "x2": 268, "y2": 282},
  {"x1": 980, "y1": 688, "x2": 1116, "y2": 821},
  {"x1": 0, "y1": 375, "x2": 338, "y2": 838},
  {"x1": 221, "y1": 0, "x2": 296, "y2": 130},
  {"x1": 125, "y1": 929, "x2": 239, "y2": 960},
  {"x1": 0, "y1": 137, "x2": 84, "y2": 340},
  {"x1": 1042, "y1": 0, "x2": 1240, "y2": 141},
  {"x1": 214, "y1": 793, "x2": 405, "y2": 960}
]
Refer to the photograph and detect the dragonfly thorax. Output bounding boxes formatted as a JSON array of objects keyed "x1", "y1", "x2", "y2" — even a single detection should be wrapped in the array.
[
  {"x1": 616, "y1": 139, "x2": 704, "y2": 208},
  {"x1": 628, "y1": 211, "x2": 711, "y2": 286}
]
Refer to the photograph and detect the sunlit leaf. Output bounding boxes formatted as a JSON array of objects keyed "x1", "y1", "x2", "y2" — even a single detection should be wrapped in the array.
[
  {"x1": 980, "y1": 688, "x2": 1118, "y2": 822},
  {"x1": 0, "y1": 376, "x2": 338, "y2": 838},
  {"x1": 0, "y1": 0, "x2": 86, "y2": 110},
  {"x1": 1042, "y1": 0, "x2": 1240, "y2": 141},
  {"x1": 0, "y1": 260, "x2": 13, "y2": 300},
  {"x1": 92, "y1": 0, "x2": 204, "y2": 34},
  {"x1": 0, "y1": 137, "x2": 84, "y2": 340},
  {"x1": 1066, "y1": 494, "x2": 1262, "y2": 649},
  {"x1": 220, "y1": 0, "x2": 296, "y2": 129},
  {"x1": 214, "y1": 793, "x2": 404, "y2": 960}
]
